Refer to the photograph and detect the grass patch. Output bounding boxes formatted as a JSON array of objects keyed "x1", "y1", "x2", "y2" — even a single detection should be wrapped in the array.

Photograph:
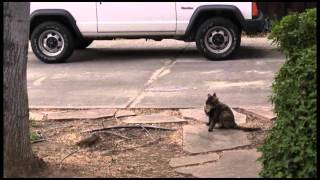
[{"x1": 30, "y1": 131, "x2": 42, "y2": 142}]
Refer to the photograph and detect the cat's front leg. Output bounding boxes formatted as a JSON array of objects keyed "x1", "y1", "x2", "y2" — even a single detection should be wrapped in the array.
[
  {"x1": 208, "y1": 117, "x2": 216, "y2": 132},
  {"x1": 206, "y1": 117, "x2": 210, "y2": 126}
]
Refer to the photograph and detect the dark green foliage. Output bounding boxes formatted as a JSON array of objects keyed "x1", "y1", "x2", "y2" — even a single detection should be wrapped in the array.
[
  {"x1": 257, "y1": 8, "x2": 317, "y2": 178},
  {"x1": 268, "y1": 8, "x2": 316, "y2": 57}
]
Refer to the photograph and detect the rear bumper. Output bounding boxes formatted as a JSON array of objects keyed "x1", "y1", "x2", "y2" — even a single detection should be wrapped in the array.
[{"x1": 243, "y1": 11, "x2": 268, "y2": 34}]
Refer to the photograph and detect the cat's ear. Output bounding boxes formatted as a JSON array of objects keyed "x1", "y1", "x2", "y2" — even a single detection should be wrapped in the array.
[
  {"x1": 213, "y1": 92, "x2": 216, "y2": 97},
  {"x1": 208, "y1": 93, "x2": 212, "y2": 98}
]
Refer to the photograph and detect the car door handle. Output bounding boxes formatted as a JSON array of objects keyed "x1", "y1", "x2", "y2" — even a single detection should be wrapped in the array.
[{"x1": 181, "y1": 6, "x2": 193, "y2": 10}]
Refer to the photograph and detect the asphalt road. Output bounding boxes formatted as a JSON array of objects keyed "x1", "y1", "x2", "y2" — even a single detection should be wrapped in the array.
[{"x1": 27, "y1": 37, "x2": 285, "y2": 109}]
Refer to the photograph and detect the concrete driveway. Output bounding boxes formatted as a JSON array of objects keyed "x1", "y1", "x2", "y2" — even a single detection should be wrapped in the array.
[{"x1": 27, "y1": 37, "x2": 285, "y2": 109}]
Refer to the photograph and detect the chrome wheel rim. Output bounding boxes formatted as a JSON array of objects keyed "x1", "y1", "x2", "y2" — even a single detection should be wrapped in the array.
[
  {"x1": 38, "y1": 30, "x2": 64, "y2": 56},
  {"x1": 204, "y1": 26, "x2": 233, "y2": 54}
]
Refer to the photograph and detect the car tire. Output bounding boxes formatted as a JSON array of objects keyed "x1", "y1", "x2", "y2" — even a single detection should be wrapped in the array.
[
  {"x1": 196, "y1": 17, "x2": 241, "y2": 60},
  {"x1": 30, "y1": 21, "x2": 74, "y2": 63},
  {"x1": 75, "y1": 39, "x2": 93, "y2": 49}
]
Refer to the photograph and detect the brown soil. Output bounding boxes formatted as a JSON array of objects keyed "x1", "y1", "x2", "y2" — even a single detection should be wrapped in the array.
[{"x1": 29, "y1": 108, "x2": 273, "y2": 178}]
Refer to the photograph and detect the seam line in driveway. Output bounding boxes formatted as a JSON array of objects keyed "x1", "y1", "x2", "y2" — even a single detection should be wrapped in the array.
[{"x1": 127, "y1": 43, "x2": 191, "y2": 108}]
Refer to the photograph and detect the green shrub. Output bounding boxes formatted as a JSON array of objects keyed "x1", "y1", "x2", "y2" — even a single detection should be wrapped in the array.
[
  {"x1": 268, "y1": 8, "x2": 316, "y2": 57},
  {"x1": 30, "y1": 131, "x2": 42, "y2": 142},
  {"x1": 257, "y1": 8, "x2": 317, "y2": 178}
]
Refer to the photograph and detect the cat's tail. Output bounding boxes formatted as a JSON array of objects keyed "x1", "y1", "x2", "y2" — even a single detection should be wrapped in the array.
[{"x1": 235, "y1": 125, "x2": 268, "y2": 132}]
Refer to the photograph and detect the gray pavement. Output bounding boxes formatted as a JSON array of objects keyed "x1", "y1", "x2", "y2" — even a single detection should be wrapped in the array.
[
  {"x1": 183, "y1": 124, "x2": 251, "y2": 154},
  {"x1": 175, "y1": 149, "x2": 262, "y2": 178},
  {"x1": 27, "y1": 37, "x2": 285, "y2": 109}
]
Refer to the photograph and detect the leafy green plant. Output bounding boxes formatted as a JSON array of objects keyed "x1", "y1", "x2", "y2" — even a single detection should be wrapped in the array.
[
  {"x1": 29, "y1": 117, "x2": 42, "y2": 142},
  {"x1": 30, "y1": 131, "x2": 42, "y2": 142},
  {"x1": 268, "y1": 8, "x2": 316, "y2": 57},
  {"x1": 257, "y1": 8, "x2": 317, "y2": 178}
]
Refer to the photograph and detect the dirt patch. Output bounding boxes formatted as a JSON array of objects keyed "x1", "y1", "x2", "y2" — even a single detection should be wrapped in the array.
[
  {"x1": 30, "y1": 109, "x2": 191, "y2": 178},
  {"x1": 29, "y1": 108, "x2": 273, "y2": 178},
  {"x1": 132, "y1": 108, "x2": 182, "y2": 117}
]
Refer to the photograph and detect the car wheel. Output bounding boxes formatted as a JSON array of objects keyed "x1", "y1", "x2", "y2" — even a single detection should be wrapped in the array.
[
  {"x1": 196, "y1": 17, "x2": 241, "y2": 60},
  {"x1": 30, "y1": 21, "x2": 74, "y2": 63}
]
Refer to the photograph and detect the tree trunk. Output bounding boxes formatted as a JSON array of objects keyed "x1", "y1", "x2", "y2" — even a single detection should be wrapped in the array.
[{"x1": 3, "y1": 2, "x2": 44, "y2": 177}]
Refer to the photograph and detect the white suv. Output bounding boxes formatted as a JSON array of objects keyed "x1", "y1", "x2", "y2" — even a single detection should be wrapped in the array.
[{"x1": 30, "y1": 2, "x2": 265, "y2": 63}]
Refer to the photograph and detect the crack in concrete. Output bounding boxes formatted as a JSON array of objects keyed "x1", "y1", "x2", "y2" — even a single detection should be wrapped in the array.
[
  {"x1": 126, "y1": 43, "x2": 191, "y2": 108},
  {"x1": 145, "y1": 87, "x2": 197, "y2": 92},
  {"x1": 173, "y1": 158, "x2": 220, "y2": 169},
  {"x1": 184, "y1": 143, "x2": 259, "y2": 156}
]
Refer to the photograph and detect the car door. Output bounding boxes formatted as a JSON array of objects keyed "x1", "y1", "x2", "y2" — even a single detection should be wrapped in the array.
[{"x1": 97, "y1": 2, "x2": 176, "y2": 33}]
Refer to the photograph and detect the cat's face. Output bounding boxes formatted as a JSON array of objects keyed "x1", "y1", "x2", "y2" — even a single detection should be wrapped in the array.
[{"x1": 204, "y1": 93, "x2": 219, "y2": 113}]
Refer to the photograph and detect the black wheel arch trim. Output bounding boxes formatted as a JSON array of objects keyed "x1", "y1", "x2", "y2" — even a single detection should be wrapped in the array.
[
  {"x1": 30, "y1": 9, "x2": 83, "y2": 39},
  {"x1": 184, "y1": 5, "x2": 265, "y2": 40}
]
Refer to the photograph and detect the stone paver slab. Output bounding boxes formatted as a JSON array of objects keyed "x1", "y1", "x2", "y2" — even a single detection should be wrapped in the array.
[
  {"x1": 180, "y1": 108, "x2": 246, "y2": 124},
  {"x1": 232, "y1": 109, "x2": 247, "y2": 124},
  {"x1": 31, "y1": 109, "x2": 117, "y2": 120},
  {"x1": 169, "y1": 153, "x2": 219, "y2": 168},
  {"x1": 29, "y1": 112, "x2": 47, "y2": 121},
  {"x1": 246, "y1": 107, "x2": 276, "y2": 120},
  {"x1": 116, "y1": 110, "x2": 136, "y2": 118},
  {"x1": 183, "y1": 124, "x2": 250, "y2": 154},
  {"x1": 175, "y1": 149, "x2": 262, "y2": 178},
  {"x1": 180, "y1": 108, "x2": 207, "y2": 123},
  {"x1": 122, "y1": 114, "x2": 188, "y2": 124}
]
